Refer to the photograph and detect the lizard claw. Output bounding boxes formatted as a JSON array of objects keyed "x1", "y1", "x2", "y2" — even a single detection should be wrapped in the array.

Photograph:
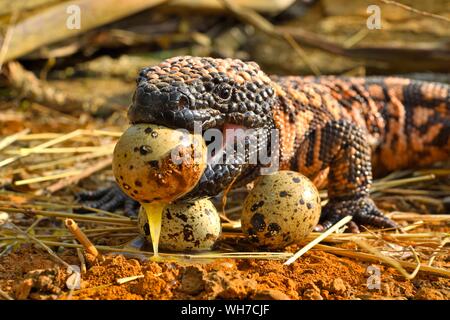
[
  {"x1": 75, "y1": 184, "x2": 140, "y2": 217},
  {"x1": 314, "y1": 196, "x2": 397, "y2": 233}
]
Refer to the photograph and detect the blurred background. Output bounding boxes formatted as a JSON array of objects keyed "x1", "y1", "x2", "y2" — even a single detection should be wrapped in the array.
[{"x1": 0, "y1": 0, "x2": 449, "y2": 127}]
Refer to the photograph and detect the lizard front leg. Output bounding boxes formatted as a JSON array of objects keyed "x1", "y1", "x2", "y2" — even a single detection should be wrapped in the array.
[{"x1": 296, "y1": 119, "x2": 397, "y2": 232}]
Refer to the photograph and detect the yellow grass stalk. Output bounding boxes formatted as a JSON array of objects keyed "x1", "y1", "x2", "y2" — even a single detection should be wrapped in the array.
[
  {"x1": 0, "y1": 129, "x2": 83, "y2": 168},
  {"x1": 42, "y1": 156, "x2": 112, "y2": 194},
  {"x1": 39, "y1": 240, "x2": 293, "y2": 260},
  {"x1": 0, "y1": 288, "x2": 13, "y2": 300},
  {"x1": 284, "y1": 215, "x2": 352, "y2": 265},
  {"x1": 116, "y1": 275, "x2": 144, "y2": 285},
  {"x1": 0, "y1": 207, "x2": 135, "y2": 225},
  {"x1": 314, "y1": 244, "x2": 449, "y2": 278},
  {"x1": 65, "y1": 219, "x2": 100, "y2": 259},
  {"x1": 13, "y1": 149, "x2": 111, "y2": 172},
  {"x1": 352, "y1": 238, "x2": 421, "y2": 280},
  {"x1": 428, "y1": 237, "x2": 450, "y2": 267},
  {"x1": 5, "y1": 145, "x2": 114, "y2": 155},
  {"x1": 389, "y1": 212, "x2": 450, "y2": 222},
  {"x1": 14, "y1": 170, "x2": 84, "y2": 186},
  {"x1": 371, "y1": 174, "x2": 435, "y2": 192},
  {"x1": 0, "y1": 129, "x2": 30, "y2": 151}
]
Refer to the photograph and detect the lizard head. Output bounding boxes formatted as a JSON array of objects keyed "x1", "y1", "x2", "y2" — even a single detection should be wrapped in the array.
[
  {"x1": 127, "y1": 56, "x2": 278, "y2": 198},
  {"x1": 128, "y1": 56, "x2": 276, "y2": 131}
]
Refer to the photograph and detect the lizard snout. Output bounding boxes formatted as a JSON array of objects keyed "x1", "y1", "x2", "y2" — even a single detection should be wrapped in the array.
[{"x1": 128, "y1": 83, "x2": 197, "y2": 126}]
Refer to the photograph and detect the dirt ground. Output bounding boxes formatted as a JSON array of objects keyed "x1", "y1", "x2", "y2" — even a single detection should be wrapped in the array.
[{"x1": 0, "y1": 240, "x2": 448, "y2": 300}]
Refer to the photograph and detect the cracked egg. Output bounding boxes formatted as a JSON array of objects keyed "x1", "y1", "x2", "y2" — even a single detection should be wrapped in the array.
[
  {"x1": 137, "y1": 199, "x2": 221, "y2": 252},
  {"x1": 113, "y1": 124, "x2": 207, "y2": 204}
]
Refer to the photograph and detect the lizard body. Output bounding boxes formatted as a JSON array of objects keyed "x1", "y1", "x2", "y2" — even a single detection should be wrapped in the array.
[{"x1": 79, "y1": 56, "x2": 450, "y2": 231}]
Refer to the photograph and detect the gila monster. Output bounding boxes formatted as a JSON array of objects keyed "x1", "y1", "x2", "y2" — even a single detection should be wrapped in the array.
[{"x1": 78, "y1": 56, "x2": 450, "y2": 232}]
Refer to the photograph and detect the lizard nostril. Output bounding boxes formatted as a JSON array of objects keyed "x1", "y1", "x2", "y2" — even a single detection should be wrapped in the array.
[{"x1": 178, "y1": 95, "x2": 189, "y2": 109}]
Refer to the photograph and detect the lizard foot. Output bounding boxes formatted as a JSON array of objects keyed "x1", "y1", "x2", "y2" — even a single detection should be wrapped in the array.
[
  {"x1": 314, "y1": 196, "x2": 397, "y2": 233},
  {"x1": 75, "y1": 184, "x2": 140, "y2": 217}
]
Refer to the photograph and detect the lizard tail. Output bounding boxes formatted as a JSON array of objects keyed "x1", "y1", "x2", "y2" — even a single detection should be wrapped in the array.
[{"x1": 371, "y1": 77, "x2": 449, "y2": 173}]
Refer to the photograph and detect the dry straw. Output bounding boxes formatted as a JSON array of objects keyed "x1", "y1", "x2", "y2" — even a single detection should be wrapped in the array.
[
  {"x1": 65, "y1": 219, "x2": 100, "y2": 259},
  {"x1": 284, "y1": 216, "x2": 352, "y2": 265}
]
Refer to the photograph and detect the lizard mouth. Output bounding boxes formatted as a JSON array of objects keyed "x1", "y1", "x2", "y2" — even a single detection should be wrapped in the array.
[
  {"x1": 128, "y1": 104, "x2": 222, "y2": 131},
  {"x1": 206, "y1": 123, "x2": 249, "y2": 165},
  {"x1": 128, "y1": 99, "x2": 267, "y2": 199},
  {"x1": 127, "y1": 101, "x2": 250, "y2": 163}
]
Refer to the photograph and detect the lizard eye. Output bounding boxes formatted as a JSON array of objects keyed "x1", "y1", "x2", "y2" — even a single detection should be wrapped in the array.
[{"x1": 215, "y1": 84, "x2": 232, "y2": 100}]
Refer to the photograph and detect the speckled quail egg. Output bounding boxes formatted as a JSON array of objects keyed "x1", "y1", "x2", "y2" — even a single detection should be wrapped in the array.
[
  {"x1": 241, "y1": 170, "x2": 321, "y2": 249},
  {"x1": 137, "y1": 199, "x2": 221, "y2": 252},
  {"x1": 113, "y1": 124, "x2": 207, "y2": 204}
]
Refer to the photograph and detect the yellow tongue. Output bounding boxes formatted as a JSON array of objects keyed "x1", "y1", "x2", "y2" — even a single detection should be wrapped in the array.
[{"x1": 142, "y1": 202, "x2": 165, "y2": 261}]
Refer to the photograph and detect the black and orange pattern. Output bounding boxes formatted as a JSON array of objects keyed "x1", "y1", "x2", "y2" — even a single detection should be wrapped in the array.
[
  {"x1": 79, "y1": 57, "x2": 450, "y2": 231},
  {"x1": 272, "y1": 75, "x2": 449, "y2": 230}
]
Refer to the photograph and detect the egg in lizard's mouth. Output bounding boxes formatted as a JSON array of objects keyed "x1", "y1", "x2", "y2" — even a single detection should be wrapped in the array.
[
  {"x1": 126, "y1": 75, "x2": 272, "y2": 198},
  {"x1": 128, "y1": 101, "x2": 252, "y2": 166}
]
